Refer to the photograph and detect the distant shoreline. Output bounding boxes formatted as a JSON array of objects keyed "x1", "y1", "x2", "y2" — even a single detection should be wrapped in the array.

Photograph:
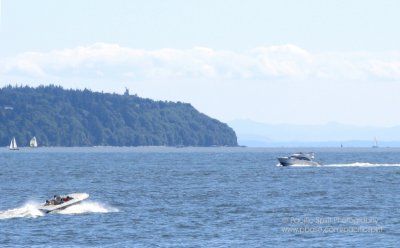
[{"x1": 3, "y1": 146, "x2": 400, "y2": 150}]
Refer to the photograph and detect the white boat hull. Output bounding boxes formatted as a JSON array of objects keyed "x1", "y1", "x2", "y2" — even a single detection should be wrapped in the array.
[
  {"x1": 278, "y1": 157, "x2": 320, "y2": 166},
  {"x1": 38, "y1": 193, "x2": 89, "y2": 213}
]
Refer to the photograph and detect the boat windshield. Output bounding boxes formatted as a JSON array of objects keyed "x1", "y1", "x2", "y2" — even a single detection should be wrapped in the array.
[{"x1": 289, "y1": 153, "x2": 314, "y2": 161}]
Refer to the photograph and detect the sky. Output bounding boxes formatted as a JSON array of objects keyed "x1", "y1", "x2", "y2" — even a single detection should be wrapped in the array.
[{"x1": 1, "y1": 0, "x2": 400, "y2": 127}]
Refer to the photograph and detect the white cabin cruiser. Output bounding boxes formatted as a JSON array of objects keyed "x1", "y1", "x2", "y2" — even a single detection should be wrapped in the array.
[
  {"x1": 38, "y1": 193, "x2": 89, "y2": 213},
  {"x1": 277, "y1": 152, "x2": 320, "y2": 166}
]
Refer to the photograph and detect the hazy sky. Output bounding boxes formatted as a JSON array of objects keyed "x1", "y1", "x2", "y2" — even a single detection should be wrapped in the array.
[{"x1": 1, "y1": 0, "x2": 400, "y2": 126}]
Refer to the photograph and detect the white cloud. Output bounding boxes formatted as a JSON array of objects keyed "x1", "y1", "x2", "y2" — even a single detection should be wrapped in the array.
[
  {"x1": 251, "y1": 45, "x2": 313, "y2": 78},
  {"x1": 1, "y1": 43, "x2": 400, "y2": 82},
  {"x1": 367, "y1": 60, "x2": 400, "y2": 80},
  {"x1": 4, "y1": 55, "x2": 45, "y2": 76}
]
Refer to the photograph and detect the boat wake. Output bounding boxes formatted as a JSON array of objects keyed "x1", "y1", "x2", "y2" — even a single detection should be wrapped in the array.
[
  {"x1": 324, "y1": 162, "x2": 400, "y2": 167},
  {"x1": 0, "y1": 202, "x2": 44, "y2": 220},
  {"x1": 277, "y1": 162, "x2": 400, "y2": 167},
  {"x1": 0, "y1": 200, "x2": 118, "y2": 220},
  {"x1": 57, "y1": 201, "x2": 119, "y2": 215}
]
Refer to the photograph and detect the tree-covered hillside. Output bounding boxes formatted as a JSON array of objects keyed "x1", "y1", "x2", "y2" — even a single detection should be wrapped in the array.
[{"x1": 0, "y1": 85, "x2": 237, "y2": 147}]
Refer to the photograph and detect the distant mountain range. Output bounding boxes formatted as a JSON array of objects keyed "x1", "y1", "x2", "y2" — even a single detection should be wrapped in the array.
[{"x1": 228, "y1": 119, "x2": 400, "y2": 147}]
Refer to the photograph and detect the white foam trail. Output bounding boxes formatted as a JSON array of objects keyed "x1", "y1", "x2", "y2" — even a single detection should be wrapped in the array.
[
  {"x1": 0, "y1": 202, "x2": 44, "y2": 220},
  {"x1": 0, "y1": 200, "x2": 118, "y2": 219},
  {"x1": 277, "y1": 162, "x2": 400, "y2": 167},
  {"x1": 325, "y1": 162, "x2": 400, "y2": 167},
  {"x1": 57, "y1": 201, "x2": 119, "y2": 215}
]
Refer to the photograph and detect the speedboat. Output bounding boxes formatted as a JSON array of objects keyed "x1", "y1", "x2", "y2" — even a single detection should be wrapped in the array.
[
  {"x1": 277, "y1": 152, "x2": 320, "y2": 166},
  {"x1": 38, "y1": 193, "x2": 89, "y2": 213}
]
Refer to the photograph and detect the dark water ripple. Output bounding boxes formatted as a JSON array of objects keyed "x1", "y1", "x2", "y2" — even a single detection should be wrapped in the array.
[{"x1": 0, "y1": 147, "x2": 400, "y2": 247}]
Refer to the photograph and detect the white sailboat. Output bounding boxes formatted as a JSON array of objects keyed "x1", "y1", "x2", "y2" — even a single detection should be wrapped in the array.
[
  {"x1": 30, "y1": 136, "x2": 38, "y2": 148},
  {"x1": 9, "y1": 137, "x2": 19, "y2": 150},
  {"x1": 372, "y1": 137, "x2": 379, "y2": 148}
]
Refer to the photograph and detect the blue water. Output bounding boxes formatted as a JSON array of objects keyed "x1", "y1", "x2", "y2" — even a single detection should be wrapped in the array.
[{"x1": 1, "y1": 147, "x2": 400, "y2": 247}]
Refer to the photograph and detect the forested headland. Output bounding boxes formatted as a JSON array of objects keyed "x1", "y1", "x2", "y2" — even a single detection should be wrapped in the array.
[{"x1": 0, "y1": 85, "x2": 238, "y2": 147}]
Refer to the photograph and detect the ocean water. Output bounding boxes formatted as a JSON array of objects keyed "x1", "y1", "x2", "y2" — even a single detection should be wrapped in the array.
[{"x1": 1, "y1": 147, "x2": 400, "y2": 247}]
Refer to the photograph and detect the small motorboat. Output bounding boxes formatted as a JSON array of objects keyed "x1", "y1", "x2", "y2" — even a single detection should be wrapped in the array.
[
  {"x1": 277, "y1": 152, "x2": 320, "y2": 166},
  {"x1": 38, "y1": 193, "x2": 89, "y2": 213}
]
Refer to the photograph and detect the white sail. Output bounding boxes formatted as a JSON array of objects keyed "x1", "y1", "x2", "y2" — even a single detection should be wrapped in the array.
[
  {"x1": 30, "y1": 136, "x2": 38, "y2": 148},
  {"x1": 372, "y1": 137, "x2": 378, "y2": 148},
  {"x1": 9, "y1": 137, "x2": 18, "y2": 150}
]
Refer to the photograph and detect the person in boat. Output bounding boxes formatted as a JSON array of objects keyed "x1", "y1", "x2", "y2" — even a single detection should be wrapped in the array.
[
  {"x1": 63, "y1": 196, "x2": 72, "y2": 202},
  {"x1": 45, "y1": 198, "x2": 56, "y2": 206},
  {"x1": 54, "y1": 195, "x2": 63, "y2": 205}
]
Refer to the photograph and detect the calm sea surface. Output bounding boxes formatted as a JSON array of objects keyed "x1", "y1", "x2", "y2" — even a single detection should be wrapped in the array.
[{"x1": 1, "y1": 147, "x2": 400, "y2": 247}]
